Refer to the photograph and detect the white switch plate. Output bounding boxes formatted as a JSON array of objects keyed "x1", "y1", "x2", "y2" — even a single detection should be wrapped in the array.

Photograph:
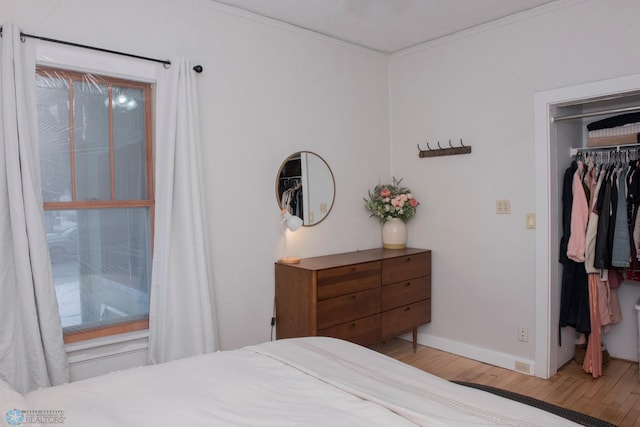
[
  {"x1": 526, "y1": 213, "x2": 536, "y2": 229},
  {"x1": 496, "y1": 200, "x2": 511, "y2": 214}
]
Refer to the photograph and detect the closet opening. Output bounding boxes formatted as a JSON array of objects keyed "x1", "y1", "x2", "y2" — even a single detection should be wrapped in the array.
[{"x1": 534, "y1": 75, "x2": 640, "y2": 379}]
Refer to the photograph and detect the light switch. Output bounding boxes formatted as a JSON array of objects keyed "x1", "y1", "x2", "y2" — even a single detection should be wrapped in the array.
[
  {"x1": 496, "y1": 200, "x2": 511, "y2": 214},
  {"x1": 526, "y1": 213, "x2": 536, "y2": 229}
]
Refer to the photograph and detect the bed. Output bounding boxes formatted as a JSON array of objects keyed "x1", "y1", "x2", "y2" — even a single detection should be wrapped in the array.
[{"x1": 2, "y1": 336, "x2": 583, "y2": 426}]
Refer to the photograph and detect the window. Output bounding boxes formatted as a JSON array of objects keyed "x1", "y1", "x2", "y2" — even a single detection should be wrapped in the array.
[{"x1": 37, "y1": 67, "x2": 154, "y2": 342}]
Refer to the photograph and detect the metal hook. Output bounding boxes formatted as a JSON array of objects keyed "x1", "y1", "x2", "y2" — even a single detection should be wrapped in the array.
[
  {"x1": 459, "y1": 138, "x2": 465, "y2": 147},
  {"x1": 437, "y1": 141, "x2": 443, "y2": 149}
]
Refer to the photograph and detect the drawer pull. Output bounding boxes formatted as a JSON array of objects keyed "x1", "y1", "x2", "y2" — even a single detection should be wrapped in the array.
[
  {"x1": 404, "y1": 306, "x2": 411, "y2": 312},
  {"x1": 351, "y1": 295, "x2": 357, "y2": 300},
  {"x1": 351, "y1": 267, "x2": 356, "y2": 272},
  {"x1": 404, "y1": 282, "x2": 412, "y2": 287},
  {"x1": 350, "y1": 322, "x2": 357, "y2": 328},
  {"x1": 405, "y1": 257, "x2": 412, "y2": 262}
]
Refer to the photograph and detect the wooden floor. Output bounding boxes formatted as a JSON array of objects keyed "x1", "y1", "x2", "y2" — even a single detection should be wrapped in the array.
[{"x1": 371, "y1": 339, "x2": 640, "y2": 427}]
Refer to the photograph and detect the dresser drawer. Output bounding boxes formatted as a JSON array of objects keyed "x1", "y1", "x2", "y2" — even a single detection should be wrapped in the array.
[
  {"x1": 317, "y1": 261, "x2": 380, "y2": 300},
  {"x1": 318, "y1": 314, "x2": 380, "y2": 346},
  {"x1": 381, "y1": 276, "x2": 431, "y2": 311},
  {"x1": 317, "y1": 288, "x2": 380, "y2": 330},
  {"x1": 381, "y1": 252, "x2": 430, "y2": 285},
  {"x1": 381, "y1": 299, "x2": 431, "y2": 338}
]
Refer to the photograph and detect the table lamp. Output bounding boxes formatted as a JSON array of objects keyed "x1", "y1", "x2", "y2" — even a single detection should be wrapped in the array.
[{"x1": 279, "y1": 209, "x2": 303, "y2": 264}]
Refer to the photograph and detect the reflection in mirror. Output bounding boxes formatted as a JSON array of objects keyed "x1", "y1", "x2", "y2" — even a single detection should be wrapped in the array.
[{"x1": 276, "y1": 151, "x2": 335, "y2": 226}]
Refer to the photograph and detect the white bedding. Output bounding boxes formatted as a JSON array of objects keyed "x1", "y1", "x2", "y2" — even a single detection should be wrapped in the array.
[{"x1": 19, "y1": 337, "x2": 580, "y2": 426}]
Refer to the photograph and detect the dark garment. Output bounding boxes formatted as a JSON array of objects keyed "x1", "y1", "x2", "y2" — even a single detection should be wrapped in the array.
[
  {"x1": 595, "y1": 166, "x2": 615, "y2": 269},
  {"x1": 607, "y1": 169, "x2": 618, "y2": 265},
  {"x1": 559, "y1": 161, "x2": 590, "y2": 336},
  {"x1": 587, "y1": 112, "x2": 640, "y2": 131},
  {"x1": 559, "y1": 161, "x2": 578, "y2": 265},
  {"x1": 627, "y1": 162, "x2": 640, "y2": 275},
  {"x1": 559, "y1": 259, "x2": 591, "y2": 334}
]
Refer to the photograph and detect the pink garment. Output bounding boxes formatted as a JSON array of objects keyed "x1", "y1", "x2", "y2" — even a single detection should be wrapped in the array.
[
  {"x1": 597, "y1": 279, "x2": 613, "y2": 327},
  {"x1": 607, "y1": 269, "x2": 624, "y2": 289},
  {"x1": 600, "y1": 270, "x2": 623, "y2": 330},
  {"x1": 585, "y1": 163, "x2": 603, "y2": 273},
  {"x1": 609, "y1": 287, "x2": 623, "y2": 324},
  {"x1": 583, "y1": 274, "x2": 602, "y2": 378},
  {"x1": 567, "y1": 161, "x2": 589, "y2": 262}
]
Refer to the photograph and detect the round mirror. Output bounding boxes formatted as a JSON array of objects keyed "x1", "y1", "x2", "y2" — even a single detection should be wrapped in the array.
[{"x1": 276, "y1": 151, "x2": 335, "y2": 226}]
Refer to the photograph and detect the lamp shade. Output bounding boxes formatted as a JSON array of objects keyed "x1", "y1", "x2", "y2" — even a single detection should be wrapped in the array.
[{"x1": 281, "y1": 209, "x2": 303, "y2": 232}]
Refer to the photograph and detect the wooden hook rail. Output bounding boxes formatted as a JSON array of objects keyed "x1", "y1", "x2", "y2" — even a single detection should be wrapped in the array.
[{"x1": 417, "y1": 139, "x2": 472, "y2": 158}]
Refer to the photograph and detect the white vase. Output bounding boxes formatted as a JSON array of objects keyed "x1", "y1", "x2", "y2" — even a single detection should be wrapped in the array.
[{"x1": 382, "y1": 218, "x2": 407, "y2": 249}]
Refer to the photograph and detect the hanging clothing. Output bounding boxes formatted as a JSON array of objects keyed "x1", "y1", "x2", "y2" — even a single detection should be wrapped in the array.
[
  {"x1": 626, "y1": 161, "x2": 640, "y2": 280},
  {"x1": 611, "y1": 166, "x2": 631, "y2": 267},
  {"x1": 567, "y1": 161, "x2": 589, "y2": 263},
  {"x1": 585, "y1": 163, "x2": 604, "y2": 273},
  {"x1": 559, "y1": 161, "x2": 578, "y2": 265},
  {"x1": 559, "y1": 259, "x2": 591, "y2": 334},
  {"x1": 582, "y1": 274, "x2": 603, "y2": 378},
  {"x1": 559, "y1": 161, "x2": 590, "y2": 334},
  {"x1": 594, "y1": 165, "x2": 616, "y2": 269}
]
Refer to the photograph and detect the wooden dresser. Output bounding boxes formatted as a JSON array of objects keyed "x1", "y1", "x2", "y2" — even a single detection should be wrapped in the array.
[{"x1": 274, "y1": 247, "x2": 431, "y2": 350}]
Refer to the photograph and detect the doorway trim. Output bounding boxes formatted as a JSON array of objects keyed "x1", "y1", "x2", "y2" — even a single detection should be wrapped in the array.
[{"x1": 534, "y1": 73, "x2": 640, "y2": 378}]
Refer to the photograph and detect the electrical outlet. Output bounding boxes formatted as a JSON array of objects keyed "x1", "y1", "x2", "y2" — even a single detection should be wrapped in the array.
[
  {"x1": 514, "y1": 361, "x2": 531, "y2": 374},
  {"x1": 518, "y1": 326, "x2": 529, "y2": 342}
]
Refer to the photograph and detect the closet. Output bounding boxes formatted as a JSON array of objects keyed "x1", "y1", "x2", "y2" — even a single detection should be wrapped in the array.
[
  {"x1": 278, "y1": 154, "x2": 304, "y2": 220},
  {"x1": 544, "y1": 85, "x2": 640, "y2": 378}
]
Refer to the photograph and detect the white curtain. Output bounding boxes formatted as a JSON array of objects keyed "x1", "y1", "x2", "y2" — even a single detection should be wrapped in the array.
[
  {"x1": 0, "y1": 24, "x2": 69, "y2": 393},
  {"x1": 148, "y1": 59, "x2": 218, "y2": 364}
]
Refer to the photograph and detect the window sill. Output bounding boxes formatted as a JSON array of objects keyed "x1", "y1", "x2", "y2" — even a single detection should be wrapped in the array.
[{"x1": 65, "y1": 329, "x2": 149, "y2": 365}]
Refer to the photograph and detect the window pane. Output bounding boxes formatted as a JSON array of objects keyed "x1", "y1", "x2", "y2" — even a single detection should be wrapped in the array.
[
  {"x1": 37, "y1": 74, "x2": 71, "y2": 203},
  {"x1": 113, "y1": 86, "x2": 147, "y2": 200},
  {"x1": 73, "y1": 80, "x2": 111, "y2": 201},
  {"x1": 47, "y1": 208, "x2": 151, "y2": 330}
]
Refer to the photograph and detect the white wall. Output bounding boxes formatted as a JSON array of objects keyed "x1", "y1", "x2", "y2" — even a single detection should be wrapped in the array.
[
  {"x1": 389, "y1": 0, "x2": 640, "y2": 373},
  {"x1": 6, "y1": 0, "x2": 640, "y2": 380},
  {"x1": 1, "y1": 0, "x2": 390, "y2": 361}
]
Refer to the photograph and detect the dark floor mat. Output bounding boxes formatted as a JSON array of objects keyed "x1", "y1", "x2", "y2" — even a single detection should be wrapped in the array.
[{"x1": 452, "y1": 381, "x2": 618, "y2": 427}]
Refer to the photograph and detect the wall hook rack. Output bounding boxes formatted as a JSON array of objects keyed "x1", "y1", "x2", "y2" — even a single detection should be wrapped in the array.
[{"x1": 417, "y1": 139, "x2": 472, "y2": 158}]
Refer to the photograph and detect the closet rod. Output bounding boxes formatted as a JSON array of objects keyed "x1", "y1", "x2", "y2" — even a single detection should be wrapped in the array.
[
  {"x1": 569, "y1": 145, "x2": 638, "y2": 157},
  {"x1": 1, "y1": 28, "x2": 204, "y2": 73},
  {"x1": 553, "y1": 105, "x2": 640, "y2": 122}
]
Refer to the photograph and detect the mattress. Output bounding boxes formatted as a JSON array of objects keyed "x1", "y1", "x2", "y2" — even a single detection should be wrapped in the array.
[{"x1": 14, "y1": 337, "x2": 581, "y2": 426}]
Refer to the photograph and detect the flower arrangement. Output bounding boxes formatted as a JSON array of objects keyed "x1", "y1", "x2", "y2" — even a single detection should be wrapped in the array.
[{"x1": 364, "y1": 177, "x2": 419, "y2": 223}]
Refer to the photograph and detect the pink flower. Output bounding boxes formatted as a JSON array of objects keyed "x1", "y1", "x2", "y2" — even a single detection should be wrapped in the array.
[
  {"x1": 410, "y1": 198, "x2": 418, "y2": 207},
  {"x1": 380, "y1": 188, "x2": 391, "y2": 197},
  {"x1": 392, "y1": 196, "x2": 405, "y2": 208}
]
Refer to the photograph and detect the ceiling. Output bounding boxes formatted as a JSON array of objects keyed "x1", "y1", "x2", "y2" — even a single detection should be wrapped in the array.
[{"x1": 211, "y1": 0, "x2": 559, "y2": 53}]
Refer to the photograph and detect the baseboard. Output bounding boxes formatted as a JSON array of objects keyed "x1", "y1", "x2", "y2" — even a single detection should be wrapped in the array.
[{"x1": 414, "y1": 332, "x2": 536, "y2": 376}]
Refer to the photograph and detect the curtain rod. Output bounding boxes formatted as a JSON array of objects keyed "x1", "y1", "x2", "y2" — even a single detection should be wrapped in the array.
[
  {"x1": 553, "y1": 105, "x2": 640, "y2": 122},
  {"x1": 0, "y1": 28, "x2": 203, "y2": 73}
]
